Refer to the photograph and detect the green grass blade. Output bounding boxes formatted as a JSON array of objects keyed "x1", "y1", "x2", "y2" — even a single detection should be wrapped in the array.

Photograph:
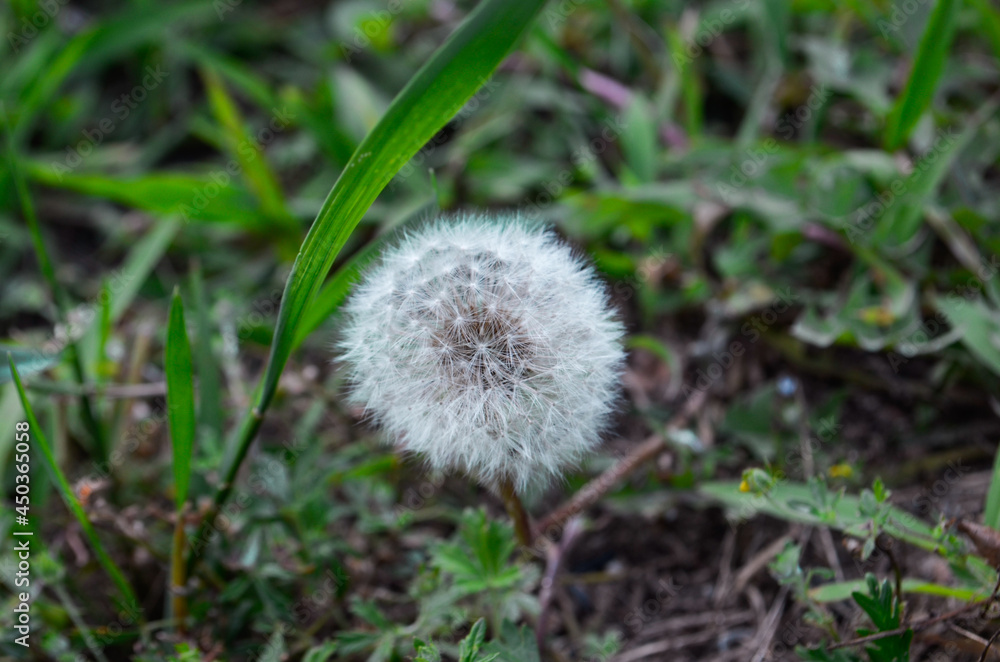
[
  {"x1": 875, "y1": 97, "x2": 999, "y2": 247},
  {"x1": 166, "y1": 289, "x2": 196, "y2": 510},
  {"x1": 109, "y1": 217, "x2": 182, "y2": 324},
  {"x1": 666, "y1": 26, "x2": 703, "y2": 139},
  {"x1": 292, "y1": 236, "x2": 386, "y2": 350},
  {"x1": 201, "y1": 66, "x2": 297, "y2": 234},
  {"x1": 0, "y1": 385, "x2": 23, "y2": 478},
  {"x1": 984, "y1": 443, "x2": 1000, "y2": 530},
  {"x1": 190, "y1": 262, "x2": 223, "y2": 440},
  {"x1": 292, "y1": 199, "x2": 435, "y2": 349},
  {"x1": 809, "y1": 578, "x2": 986, "y2": 603},
  {"x1": 883, "y1": 0, "x2": 960, "y2": 150},
  {"x1": 26, "y1": 164, "x2": 260, "y2": 228},
  {"x1": 260, "y1": 0, "x2": 546, "y2": 413},
  {"x1": 969, "y1": 0, "x2": 1000, "y2": 59},
  {"x1": 7, "y1": 354, "x2": 140, "y2": 611}
]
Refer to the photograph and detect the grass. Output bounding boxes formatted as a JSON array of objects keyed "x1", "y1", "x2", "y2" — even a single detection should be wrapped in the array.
[{"x1": 1, "y1": 0, "x2": 1000, "y2": 660}]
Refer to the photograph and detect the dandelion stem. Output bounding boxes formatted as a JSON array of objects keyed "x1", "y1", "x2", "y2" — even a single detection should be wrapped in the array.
[{"x1": 499, "y1": 477, "x2": 533, "y2": 548}]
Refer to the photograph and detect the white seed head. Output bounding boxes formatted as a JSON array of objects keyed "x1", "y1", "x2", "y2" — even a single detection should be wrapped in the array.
[{"x1": 338, "y1": 214, "x2": 625, "y2": 492}]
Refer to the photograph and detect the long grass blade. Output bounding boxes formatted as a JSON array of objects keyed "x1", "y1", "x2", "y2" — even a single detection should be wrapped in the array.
[
  {"x1": 883, "y1": 0, "x2": 960, "y2": 150},
  {"x1": 166, "y1": 288, "x2": 196, "y2": 510},
  {"x1": 201, "y1": 66, "x2": 297, "y2": 235},
  {"x1": 8, "y1": 354, "x2": 140, "y2": 611}
]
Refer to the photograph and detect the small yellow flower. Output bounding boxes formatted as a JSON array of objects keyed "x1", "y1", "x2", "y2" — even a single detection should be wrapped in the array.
[
  {"x1": 829, "y1": 463, "x2": 853, "y2": 479},
  {"x1": 739, "y1": 479, "x2": 751, "y2": 493}
]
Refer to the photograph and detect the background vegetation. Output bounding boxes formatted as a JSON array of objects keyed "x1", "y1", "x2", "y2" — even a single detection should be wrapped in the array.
[{"x1": 1, "y1": 0, "x2": 1000, "y2": 660}]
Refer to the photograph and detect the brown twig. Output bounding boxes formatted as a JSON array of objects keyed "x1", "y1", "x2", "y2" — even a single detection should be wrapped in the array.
[
  {"x1": 28, "y1": 379, "x2": 168, "y2": 398},
  {"x1": 978, "y1": 627, "x2": 1000, "y2": 662},
  {"x1": 536, "y1": 517, "x2": 584, "y2": 656},
  {"x1": 534, "y1": 389, "x2": 707, "y2": 540},
  {"x1": 826, "y1": 601, "x2": 986, "y2": 651}
]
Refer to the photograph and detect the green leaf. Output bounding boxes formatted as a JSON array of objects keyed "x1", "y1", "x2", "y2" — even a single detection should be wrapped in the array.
[
  {"x1": 302, "y1": 640, "x2": 338, "y2": 662},
  {"x1": 810, "y1": 577, "x2": 987, "y2": 603},
  {"x1": 875, "y1": 99, "x2": 996, "y2": 248},
  {"x1": 482, "y1": 622, "x2": 540, "y2": 662},
  {"x1": 189, "y1": 263, "x2": 223, "y2": 440},
  {"x1": 933, "y1": 293, "x2": 1000, "y2": 378},
  {"x1": 414, "y1": 639, "x2": 443, "y2": 662},
  {"x1": 26, "y1": 164, "x2": 261, "y2": 228},
  {"x1": 292, "y1": 227, "x2": 393, "y2": 349},
  {"x1": 459, "y1": 619, "x2": 499, "y2": 662},
  {"x1": 851, "y1": 575, "x2": 912, "y2": 662},
  {"x1": 700, "y1": 480, "x2": 941, "y2": 552},
  {"x1": 431, "y1": 509, "x2": 522, "y2": 595},
  {"x1": 108, "y1": 217, "x2": 182, "y2": 324},
  {"x1": 7, "y1": 355, "x2": 140, "y2": 611},
  {"x1": 883, "y1": 0, "x2": 960, "y2": 150},
  {"x1": 985, "y1": 443, "x2": 1000, "y2": 531},
  {"x1": 166, "y1": 289, "x2": 196, "y2": 509}
]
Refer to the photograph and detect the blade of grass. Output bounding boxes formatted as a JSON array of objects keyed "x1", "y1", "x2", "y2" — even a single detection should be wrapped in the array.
[
  {"x1": 166, "y1": 288, "x2": 196, "y2": 510},
  {"x1": 665, "y1": 25, "x2": 703, "y2": 139},
  {"x1": 188, "y1": 0, "x2": 547, "y2": 570},
  {"x1": 883, "y1": 0, "x2": 960, "y2": 150},
  {"x1": 201, "y1": 66, "x2": 297, "y2": 236},
  {"x1": 108, "y1": 217, "x2": 182, "y2": 324},
  {"x1": 875, "y1": 96, "x2": 999, "y2": 247},
  {"x1": 190, "y1": 262, "x2": 223, "y2": 441},
  {"x1": 984, "y1": 442, "x2": 1000, "y2": 530},
  {"x1": 0, "y1": 385, "x2": 22, "y2": 478},
  {"x1": 969, "y1": 0, "x2": 1000, "y2": 59},
  {"x1": 293, "y1": 197, "x2": 437, "y2": 349},
  {"x1": 8, "y1": 354, "x2": 140, "y2": 612},
  {"x1": 810, "y1": 578, "x2": 987, "y2": 603},
  {"x1": 166, "y1": 289, "x2": 197, "y2": 632},
  {"x1": 26, "y1": 165, "x2": 260, "y2": 229}
]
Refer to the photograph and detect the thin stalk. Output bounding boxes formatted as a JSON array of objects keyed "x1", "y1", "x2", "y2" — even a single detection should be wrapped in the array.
[
  {"x1": 499, "y1": 476, "x2": 533, "y2": 548},
  {"x1": 170, "y1": 505, "x2": 189, "y2": 633},
  {"x1": 185, "y1": 401, "x2": 264, "y2": 575},
  {"x1": 8, "y1": 355, "x2": 140, "y2": 613},
  {"x1": 2, "y1": 105, "x2": 107, "y2": 462}
]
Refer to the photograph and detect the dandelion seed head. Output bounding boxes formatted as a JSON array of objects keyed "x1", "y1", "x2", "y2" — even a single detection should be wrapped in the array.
[{"x1": 338, "y1": 214, "x2": 625, "y2": 492}]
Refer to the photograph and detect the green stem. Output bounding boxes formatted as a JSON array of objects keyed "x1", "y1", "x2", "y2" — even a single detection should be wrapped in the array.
[
  {"x1": 499, "y1": 477, "x2": 533, "y2": 548},
  {"x1": 185, "y1": 401, "x2": 264, "y2": 575},
  {"x1": 171, "y1": 505, "x2": 189, "y2": 633}
]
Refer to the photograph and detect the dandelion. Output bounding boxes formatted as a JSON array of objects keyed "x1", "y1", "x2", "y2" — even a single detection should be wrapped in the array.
[{"x1": 339, "y1": 214, "x2": 625, "y2": 541}]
